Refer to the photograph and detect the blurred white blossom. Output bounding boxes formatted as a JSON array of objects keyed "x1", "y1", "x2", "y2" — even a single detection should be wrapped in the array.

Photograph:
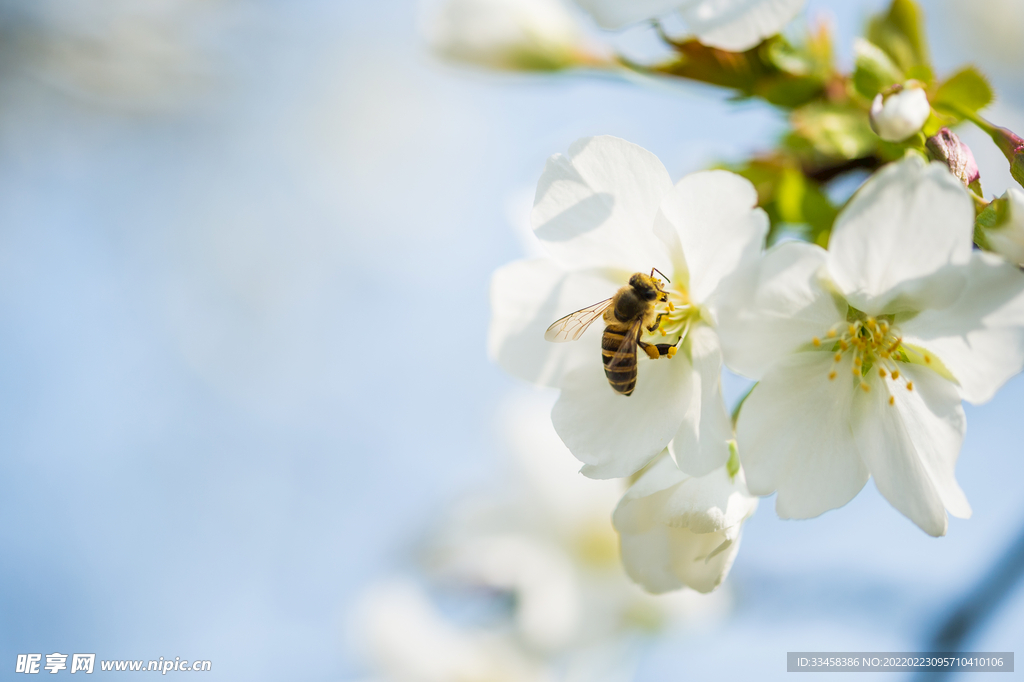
[
  {"x1": 574, "y1": 0, "x2": 806, "y2": 51},
  {"x1": 717, "y1": 155, "x2": 1024, "y2": 536},
  {"x1": 869, "y1": 83, "x2": 931, "y2": 143},
  {"x1": 350, "y1": 392, "x2": 729, "y2": 681},
  {"x1": 489, "y1": 135, "x2": 767, "y2": 480},
  {"x1": 423, "y1": 0, "x2": 599, "y2": 71}
]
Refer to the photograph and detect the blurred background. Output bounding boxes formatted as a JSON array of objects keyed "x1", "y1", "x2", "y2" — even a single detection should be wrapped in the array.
[{"x1": 1, "y1": 0, "x2": 1023, "y2": 679}]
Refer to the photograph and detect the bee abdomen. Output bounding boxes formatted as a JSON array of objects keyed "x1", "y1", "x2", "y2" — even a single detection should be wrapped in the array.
[{"x1": 601, "y1": 327, "x2": 637, "y2": 396}]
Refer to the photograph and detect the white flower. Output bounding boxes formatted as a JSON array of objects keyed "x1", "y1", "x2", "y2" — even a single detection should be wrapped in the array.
[
  {"x1": 870, "y1": 83, "x2": 931, "y2": 143},
  {"x1": 573, "y1": 0, "x2": 806, "y2": 51},
  {"x1": 717, "y1": 155, "x2": 1024, "y2": 536},
  {"x1": 613, "y1": 453, "x2": 758, "y2": 593},
  {"x1": 982, "y1": 187, "x2": 1024, "y2": 266},
  {"x1": 489, "y1": 135, "x2": 768, "y2": 479},
  {"x1": 423, "y1": 0, "x2": 591, "y2": 71},
  {"x1": 352, "y1": 580, "x2": 556, "y2": 682}
]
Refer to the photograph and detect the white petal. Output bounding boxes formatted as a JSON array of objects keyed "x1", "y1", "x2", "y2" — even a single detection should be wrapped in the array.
[
  {"x1": 716, "y1": 241, "x2": 846, "y2": 380},
  {"x1": 653, "y1": 170, "x2": 768, "y2": 306},
  {"x1": 668, "y1": 325, "x2": 733, "y2": 476},
  {"x1": 852, "y1": 363, "x2": 969, "y2": 537},
  {"x1": 827, "y1": 156, "x2": 974, "y2": 315},
  {"x1": 532, "y1": 136, "x2": 673, "y2": 273},
  {"x1": 736, "y1": 351, "x2": 870, "y2": 518},
  {"x1": 489, "y1": 258, "x2": 619, "y2": 387},
  {"x1": 614, "y1": 457, "x2": 757, "y2": 593},
  {"x1": 680, "y1": 0, "x2": 807, "y2": 52},
  {"x1": 900, "y1": 251, "x2": 1024, "y2": 405},
  {"x1": 573, "y1": 0, "x2": 684, "y2": 30},
  {"x1": 553, "y1": 347, "x2": 697, "y2": 479},
  {"x1": 618, "y1": 524, "x2": 744, "y2": 594}
]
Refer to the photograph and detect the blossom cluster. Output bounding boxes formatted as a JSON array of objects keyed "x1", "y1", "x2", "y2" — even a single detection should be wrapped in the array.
[{"x1": 428, "y1": 0, "x2": 1024, "y2": 593}]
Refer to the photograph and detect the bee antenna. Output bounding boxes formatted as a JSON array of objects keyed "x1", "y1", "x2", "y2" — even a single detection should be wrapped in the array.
[{"x1": 650, "y1": 267, "x2": 671, "y2": 284}]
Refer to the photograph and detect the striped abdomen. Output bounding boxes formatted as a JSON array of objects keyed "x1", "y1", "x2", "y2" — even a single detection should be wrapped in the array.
[{"x1": 601, "y1": 324, "x2": 638, "y2": 396}]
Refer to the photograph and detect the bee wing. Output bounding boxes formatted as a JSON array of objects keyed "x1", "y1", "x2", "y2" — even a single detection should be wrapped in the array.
[
  {"x1": 606, "y1": 319, "x2": 642, "y2": 371},
  {"x1": 544, "y1": 298, "x2": 613, "y2": 343}
]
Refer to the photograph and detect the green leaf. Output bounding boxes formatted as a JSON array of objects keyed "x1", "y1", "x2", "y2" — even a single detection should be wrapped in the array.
[
  {"x1": 866, "y1": 0, "x2": 930, "y2": 75},
  {"x1": 791, "y1": 103, "x2": 879, "y2": 160},
  {"x1": 852, "y1": 38, "x2": 904, "y2": 99},
  {"x1": 932, "y1": 67, "x2": 994, "y2": 119}
]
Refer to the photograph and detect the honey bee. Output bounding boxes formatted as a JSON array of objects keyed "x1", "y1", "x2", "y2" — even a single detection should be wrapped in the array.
[{"x1": 545, "y1": 269, "x2": 676, "y2": 396}]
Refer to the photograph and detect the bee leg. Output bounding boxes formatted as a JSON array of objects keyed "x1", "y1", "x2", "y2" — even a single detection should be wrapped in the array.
[
  {"x1": 653, "y1": 343, "x2": 678, "y2": 359},
  {"x1": 637, "y1": 341, "x2": 661, "y2": 360},
  {"x1": 646, "y1": 312, "x2": 666, "y2": 333}
]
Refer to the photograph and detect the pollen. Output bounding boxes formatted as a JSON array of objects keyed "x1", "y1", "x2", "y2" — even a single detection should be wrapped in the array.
[
  {"x1": 924, "y1": 355, "x2": 931, "y2": 364},
  {"x1": 889, "y1": 395, "x2": 895, "y2": 405},
  {"x1": 813, "y1": 315, "x2": 912, "y2": 396},
  {"x1": 667, "y1": 346, "x2": 677, "y2": 359}
]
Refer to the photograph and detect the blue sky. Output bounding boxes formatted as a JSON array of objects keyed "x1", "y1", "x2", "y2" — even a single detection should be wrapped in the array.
[{"x1": 1, "y1": 0, "x2": 1022, "y2": 679}]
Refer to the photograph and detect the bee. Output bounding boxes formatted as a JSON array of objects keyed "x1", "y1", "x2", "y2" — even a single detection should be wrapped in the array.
[{"x1": 545, "y1": 269, "x2": 676, "y2": 396}]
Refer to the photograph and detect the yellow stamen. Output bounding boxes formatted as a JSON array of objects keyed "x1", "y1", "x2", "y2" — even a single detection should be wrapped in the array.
[
  {"x1": 812, "y1": 337, "x2": 821, "y2": 347},
  {"x1": 834, "y1": 352, "x2": 842, "y2": 362},
  {"x1": 906, "y1": 382, "x2": 914, "y2": 391},
  {"x1": 667, "y1": 346, "x2": 677, "y2": 359},
  {"x1": 860, "y1": 382, "x2": 870, "y2": 392},
  {"x1": 827, "y1": 329, "x2": 837, "y2": 338},
  {"x1": 891, "y1": 370, "x2": 899, "y2": 380},
  {"x1": 889, "y1": 395, "x2": 895, "y2": 405},
  {"x1": 828, "y1": 371, "x2": 837, "y2": 380},
  {"x1": 878, "y1": 368, "x2": 887, "y2": 378}
]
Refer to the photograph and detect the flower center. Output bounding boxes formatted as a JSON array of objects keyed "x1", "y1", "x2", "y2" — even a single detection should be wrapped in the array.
[
  {"x1": 813, "y1": 315, "x2": 931, "y2": 404},
  {"x1": 643, "y1": 282, "x2": 699, "y2": 348}
]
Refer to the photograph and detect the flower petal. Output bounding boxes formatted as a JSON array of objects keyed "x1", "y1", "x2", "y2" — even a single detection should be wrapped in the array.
[
  {"x1": 488, "y1": 258, "x2": 618, "y2": 387},
  {"x1": 827, "y1": 156, "x2": 974, "y2": 315},
  {"x1": 679, "y1": 0, "x2": 807, "y2": 52},
  {"x1": 900, "y1": 251, "x2": 1024, "y2": 405},
  {"x1": 614, "y1": 457, "x2": 757, "y2": 594},
  {"x1": 653, "y1": 170, "x2": 768, "y2": 306},
  {"x1": 552, "y1": 347, "x2": 697, "y2": 479},
  {"x1": 573, "y1": 0, "x2": 687, "y2": 30},
  {"x1": 852, "y1": 363, "x2": 969, "y2": 537},
  {"x1": 617, "y1": 524, "x2": 744, "y2": 594},
  {"x1": 532, "y1": 136, "x2": 673, "y2": 273},
  {"x1": 668, "y1": 325, "x2": 733, "y2": 476},
  {"x1": 736, "y1": 351, "x2": 870, "y2": 518},
  {"x1": 716, "y1": 241, "x2": 846, "y2": 380}
]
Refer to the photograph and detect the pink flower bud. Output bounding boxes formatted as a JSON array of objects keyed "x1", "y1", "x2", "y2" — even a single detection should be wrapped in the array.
[
  {"x1": 987, "y1": 124, "x2": 1024, "y2": 188},
  {"x1": 926, "y1": 128, "x2": 980, "y2": 187}
]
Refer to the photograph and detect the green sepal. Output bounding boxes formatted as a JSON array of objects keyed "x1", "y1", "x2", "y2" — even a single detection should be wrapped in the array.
[{"x1": 726, "y1": 440, "x2": 741, "y2": 480}]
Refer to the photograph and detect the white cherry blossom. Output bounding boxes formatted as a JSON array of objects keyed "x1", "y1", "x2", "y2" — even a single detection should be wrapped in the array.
[
  {"x1": 489, "y1": 135, "x2": 768, "y2": 479},
  {"x1": 614, "y1": 452, "x2": 758, "y2": 593},
  {"x1": 717, "y1": 154, "x2": 1024, "y2": 536},
  {"x1": 573, "y1": 0, "x2": 806, "y2": 51}
]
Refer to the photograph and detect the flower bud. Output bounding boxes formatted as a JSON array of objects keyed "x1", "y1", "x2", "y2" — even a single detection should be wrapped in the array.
[
  {"x1": 423, "y1": 0, "x2": 594, "y2": 72},
  {"x1": 869, "y1": 82, "x2": 931, "y2": 143},
  {"x1": 979, "y1": 187, "x2": 1024, "y2": 266},
  {"x1": 926, "y1": 128, "x2": 980, "y2": 188},
  {"x1": 987, "y1": 124, "x2": 1024, "y2": 189}
]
